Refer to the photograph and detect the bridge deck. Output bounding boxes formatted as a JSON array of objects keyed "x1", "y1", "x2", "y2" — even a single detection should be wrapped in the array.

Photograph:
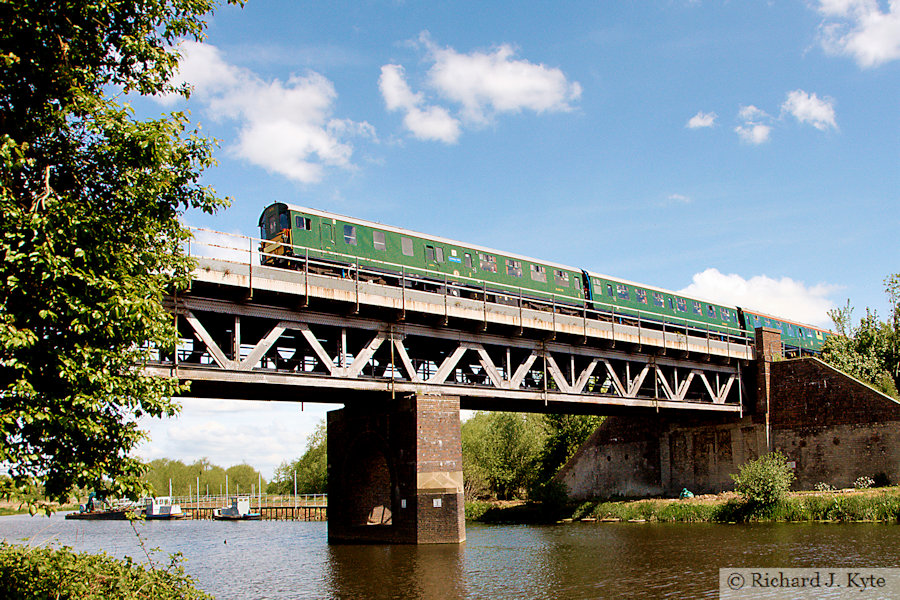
[{"x1": 191, "y1": 257, "x2": 753, "y2": 362}]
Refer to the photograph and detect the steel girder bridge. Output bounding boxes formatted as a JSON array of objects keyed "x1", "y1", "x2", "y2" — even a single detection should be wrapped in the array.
[{"x1": 145, "y1": 230, "x2": 749, "y2": 415}]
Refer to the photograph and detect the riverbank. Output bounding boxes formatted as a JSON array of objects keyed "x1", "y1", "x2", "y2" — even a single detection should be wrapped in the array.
[{"x1": 466, "y1": 486, "x2": 900, "y2": 524}]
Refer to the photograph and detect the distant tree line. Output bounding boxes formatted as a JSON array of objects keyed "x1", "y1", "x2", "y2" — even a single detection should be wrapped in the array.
[
  {"x1": 822, "y1": 273, "x2": 900, "y2": 398},
  {"x1": 142, "y1": 459, "x2": 265, "y2": 498}
]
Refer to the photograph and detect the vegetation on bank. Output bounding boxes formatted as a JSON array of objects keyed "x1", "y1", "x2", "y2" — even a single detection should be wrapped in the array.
[
  {"x1": 467, "y1": 452, "x2": 900, "y2": 525},
  {"x1": 467, "y1": 487, "x2": 900, "y2": 525},
  {"x1": 0, "y1": 544, "x2": 211, "y2": 600}
]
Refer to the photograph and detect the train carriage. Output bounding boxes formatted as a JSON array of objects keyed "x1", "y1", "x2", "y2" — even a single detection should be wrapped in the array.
[
  {"x1": 258, "y1": 202, "x2": 832, "y2": 353},
  {"x1": 259, "y1": 202, "x2": 586, "y2": 308}
]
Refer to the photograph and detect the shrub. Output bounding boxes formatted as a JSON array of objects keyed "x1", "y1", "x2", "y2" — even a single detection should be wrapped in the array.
[
  {"x1": 731, "y1": 451, "x2": 795, "y2": 508},
  {"x1": 814, "y1": 482, "x2": 835, "y2": 492},
  {"x1": 854, "y1": 476, "x2": 875, "y2": 489},
  {"x1": 0, "y1": 543, "x2": 211, "y2": 600}
]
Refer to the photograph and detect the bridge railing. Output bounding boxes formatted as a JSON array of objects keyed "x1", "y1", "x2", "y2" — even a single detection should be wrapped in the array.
[{"x1": 184, "y1": 227, "x2": 757, "y2": 352}]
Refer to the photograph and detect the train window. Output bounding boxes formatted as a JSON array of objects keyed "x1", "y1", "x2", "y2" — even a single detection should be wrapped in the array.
[
  {"x1": 607, "y1": 284, "x2": 614, "y2": 297},
  {"x1": 554, "y1": 270, "x2": 570, "y2": 286},
  {"x1": 479, "y1": 253, "x2": 498, "y2": 273},
  {"x1": 677, "y1": 298, "x2": 687, "y2": 312},
  {"x1": 616, "y1": 284, "x2": 629, "y2": 300},
  {"x1": 653, "y1": 292, "x2": 664, "y2": 307},
  {"x1": 692, "y1": 301, "x2": 702, "y2": 315},
  {"x1": 707, "y1": 305, "x2": 717, "y2": 318},
  {"x1": 280, "y1": 213, "x2": 289, "y2": 230},
  {"x1": 436, "y1": 247, "x2": 444, "y2": 263},
  {"x1": 373, "y1": 231, "x2": 386, "y2": 251},
  {"x1": 401, "y1": 237, "x2": 414, "y2": 256},
  {"x1": 343, "y1": 225, "x2": 357, "y2": 246},
  {"x1": 592, "y1": 278, "x2": 603, "y2": 293},
  {"x1": 668, "y1": 297, "x2": 675, "y2": 310},
  {"x1": 465, "y1": 253, "x2": 473, "y2": 269},
  {"x1": 507, "y1": 260, "x2": 523, "y2": 277},
  {"x1": 531, "y1": 264, "x2": 547, "y2": 282},
  {"x1": 295, "y1": 216, "x2": 311, "y2": 231},
  {"x1": 425, "y1": 245, "x2": 436, "y2": 262},
  {"x1": 721, "y1": 308, "x2": 731, "y2": 321},
  {"x1": 635, "y1": 289, "x2": 648, "y2": 304}
]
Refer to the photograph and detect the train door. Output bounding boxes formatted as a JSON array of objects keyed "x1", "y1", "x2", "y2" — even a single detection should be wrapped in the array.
[{"x1": 321, "y1": 221, "x2": 335, "y2": 252}]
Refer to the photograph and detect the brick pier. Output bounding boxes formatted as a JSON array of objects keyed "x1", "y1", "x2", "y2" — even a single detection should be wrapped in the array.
[{"x1": 327, "y1": 393, "x2": 465, "y2": 544}]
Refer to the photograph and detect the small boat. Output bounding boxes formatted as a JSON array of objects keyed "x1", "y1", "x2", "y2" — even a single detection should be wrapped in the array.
[
  {"x1": 65, "y1": 494, "x2": 139, "y2": 520},
  {"x1": 65, "y1": 508, "x2": 134, "y2": 520},
  {"x1": 213, "y1": 496, "x2": 261, "y2": 521},
  {"x1": 143, "y1": 496, "x2": 186, "y2": 520}
]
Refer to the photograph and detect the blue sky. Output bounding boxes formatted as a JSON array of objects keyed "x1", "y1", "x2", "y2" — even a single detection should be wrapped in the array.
[{"x1": 135, "y1": 0, "x2": 899, "y2": 479}]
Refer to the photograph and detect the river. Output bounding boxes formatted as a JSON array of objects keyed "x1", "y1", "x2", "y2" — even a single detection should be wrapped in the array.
[{"x1": 1, "y1": 513, "x2": 898, "y2": 599}]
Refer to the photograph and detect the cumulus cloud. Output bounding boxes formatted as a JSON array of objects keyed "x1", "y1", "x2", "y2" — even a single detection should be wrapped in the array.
[
  {"x1": 781, "y1": 89, "x2": 838, "y2": 131},
  {"x1": 678, "y1": 268, "x2": 840, "y2": 327},
  {"x1": 734, "y1": 105, "x2": 773, "y2": 144},
  {"x1": 160, "y1": 41, "x2": 374, "y2": 183},
  {"x1": 815, "y1": 0, "x2": 900, "y2": 67},
  {"x1": 686, "y1": 111, "x2": 717, "y2": 128},
  {"x1": 379, "y1": 64, "x2": 461, "y2": 143},
  {"x1": 378, "y1": 32, "x2": 581, "y2": 143}
]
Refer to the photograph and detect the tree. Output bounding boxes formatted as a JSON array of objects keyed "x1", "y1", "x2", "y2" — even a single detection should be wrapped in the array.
[
  {"x1": 534, "y1": 414, "x2": 604, "y2": 485},
  {"x1": 224, "y1": 463, "x2": 265, "y2": 496},
  {"x1": 461, "y1": 411, "x2": 545, "y2": 500},
  {"x1": 268, "y1": 421, "x2": 327, "y2": 495},
  {"x1": 822, "y1": 274, "x2": 900, "y2": 399},
  {"x1": 0, "y1": 0, "x2": 239, "y2": 504}
]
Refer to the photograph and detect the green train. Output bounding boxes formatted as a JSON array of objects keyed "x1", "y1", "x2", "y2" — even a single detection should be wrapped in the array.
[{"x1": 258, "y1": 202, "x2": 832, "y2": 354}]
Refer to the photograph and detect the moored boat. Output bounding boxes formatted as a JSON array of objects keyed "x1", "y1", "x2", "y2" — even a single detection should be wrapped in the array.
[
  {"x1": 143, "y1": 496, "x2": 186, "y2": 520},
  {"x1": 213, "y1": 496, "x2": 261, "y2": 521}
]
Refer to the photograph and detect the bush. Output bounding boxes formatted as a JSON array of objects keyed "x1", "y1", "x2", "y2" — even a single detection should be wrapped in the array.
[
  {"x1": 854, "y1": 476, "x2": 875, "y2": 489},
  {"x1": 731, "y1": 451, "x2": 795, "y2": 508},
  {"x1": 0, "y1": 543, "x2": 211, "y2": 600}
]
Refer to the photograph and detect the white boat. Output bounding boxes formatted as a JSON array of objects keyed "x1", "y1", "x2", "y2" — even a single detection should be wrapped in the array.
[
  {"x1": 213, "y1": 496, "x2": 261, "y2": 521},
  {"x1": 143, "y1": 496, "x2": 186, "y2": 520}
]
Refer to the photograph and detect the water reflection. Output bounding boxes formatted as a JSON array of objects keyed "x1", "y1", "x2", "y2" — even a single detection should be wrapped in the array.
[{"x1": 0, "y1": 514, "x2": 898, "y2": 599}]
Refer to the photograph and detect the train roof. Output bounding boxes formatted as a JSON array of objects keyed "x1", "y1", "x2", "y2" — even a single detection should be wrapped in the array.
[{"x1": 273, "y1": 202, "x2": 583, "y2": 274}]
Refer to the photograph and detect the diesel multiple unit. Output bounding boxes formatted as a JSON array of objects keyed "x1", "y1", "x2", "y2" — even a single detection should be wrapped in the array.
[{"x1": 258, "y1": 202, "x2": 831, "y2": 354}]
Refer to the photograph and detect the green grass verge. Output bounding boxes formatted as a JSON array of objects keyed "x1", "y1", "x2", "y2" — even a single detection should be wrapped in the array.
[{"x1": 469, "y1": 489, "x2": 900, "y2": 524}]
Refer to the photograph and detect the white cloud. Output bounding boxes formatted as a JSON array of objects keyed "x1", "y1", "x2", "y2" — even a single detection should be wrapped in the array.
[
  {"x1": 734, "y1": 105, "x2": 773, "y2": 144},
  {"x1": 137, "y1": 399, "x2": 337, "y2": 479},
  {"x1": 665, "y1": 193, "x2": 692, "y2": 204},
  {"x1": 421, "y1": 33, "x2": 582, "y2": 124},
  {"x1": 686, "y1": 111, "x2": 717, "y2": 128},
  {"x1": 678, "y1": 268, "x2": 840, "y2": 328},
  {"x1": 378, "y1": 33, "x2": 581, "y2": 142},
  {"x1": 160, "y1": 41, "x2": 374, "y2": 183},
  {"x1": 815, "y1": 0, "x2": 900, "y2": 67},
  {"x1": 379, "y1": 64, "x2": 461, "y2": 143},
  {"x1": 781, "y1": 90, "x2": 838, "y2": 131}
]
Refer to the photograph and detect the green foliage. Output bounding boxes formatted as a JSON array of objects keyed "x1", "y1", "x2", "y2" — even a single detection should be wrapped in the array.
[
  {"x1": 0, "y1": 542, "x2": 212, "y2": 600},
  {"x1": 267, "y1": 421, "x2": 327, "y2": 494},
  {"x1": 823, "y1": 275, "x2": 900, "y2": 399},
  {"x1": 0, "y1": 0, "x2": 242, "y2": 504},
  {"x1": 461, "y1": 411, "x2": 545, "y2": 500},
  {"x1": 731, "y1": 451, "x2": 795, "y2": 508},
  {"x1": 142, "y1": 458, "x2": 264, "y2": 497},
  {"x1": 534, "y1": 414, "x2": 604, "y2": 484}
]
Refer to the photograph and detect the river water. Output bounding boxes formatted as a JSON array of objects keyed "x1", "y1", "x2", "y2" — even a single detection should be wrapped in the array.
[{"x1": 1, "y1": 513, "x2": 898, "y2": 599}]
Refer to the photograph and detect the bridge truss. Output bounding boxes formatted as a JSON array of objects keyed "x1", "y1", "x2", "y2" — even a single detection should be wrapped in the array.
[{"x1": 148, "y1": 294, "x2": 744, "y2": 414}]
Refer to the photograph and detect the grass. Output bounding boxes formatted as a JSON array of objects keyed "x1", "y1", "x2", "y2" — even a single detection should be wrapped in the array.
[{"x1": 467, "y1": 487, "x2": 900, "y2": 525}]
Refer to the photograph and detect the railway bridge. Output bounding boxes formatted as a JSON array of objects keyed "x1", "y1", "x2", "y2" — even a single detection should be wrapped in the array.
[{"x1": 147, "y1": 231, "x2": 767, "y2": 544}]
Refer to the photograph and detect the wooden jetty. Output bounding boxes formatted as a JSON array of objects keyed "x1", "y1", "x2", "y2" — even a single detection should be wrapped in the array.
[{"x1": 170, "y1": 494, "x2": 327, "y2": 521}]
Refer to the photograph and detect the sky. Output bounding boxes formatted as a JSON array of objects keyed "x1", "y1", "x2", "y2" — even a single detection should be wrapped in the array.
[{"x1": 133, "y1": 0, "x2": 899, "y2": 479}]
